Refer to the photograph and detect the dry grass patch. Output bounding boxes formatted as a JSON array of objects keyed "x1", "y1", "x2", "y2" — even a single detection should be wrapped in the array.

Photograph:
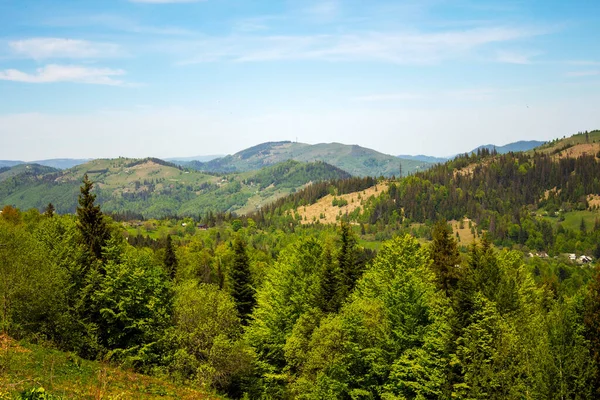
[
  {"x1": 449, "y1": 218, "x2": 479, "y2": 245},
  {"x1": 297, "y1": 183, "x2": 388, "y2": 224},
  {"x1": 552, "y1": 143, "x2": 600, "y2": 160}
]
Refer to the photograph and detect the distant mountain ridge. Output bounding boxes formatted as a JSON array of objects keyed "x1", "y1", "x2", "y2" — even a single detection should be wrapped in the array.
[
  {"x1": 184, "y1": 141, "x2": 430, "y2": 177},
  {"x1": 0, "y1": 158, "x2": 351, "y2": 218},
  {"x1": 0, "y1": 159, "x2": 90, "y2": 169},
  {"x1": 467, "y1": 140, "x2": 546, "y2": 155},
  {"x1": 398, "y1": 139, "x2": 546, "y2": 163}
]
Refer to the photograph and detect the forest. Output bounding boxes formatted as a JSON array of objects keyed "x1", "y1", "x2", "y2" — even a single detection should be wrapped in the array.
[{"x1": 2, "y1": 153, "x2": 600, "y2": 399}]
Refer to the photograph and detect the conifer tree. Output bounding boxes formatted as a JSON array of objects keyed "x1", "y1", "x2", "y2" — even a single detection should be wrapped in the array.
[
  {"x1": 318, "y1": 244, "x2": 341, "y2": 313},
  {"x1": 584, "y1": 265, "x2": 600, "y2": 396},
  {"x1": 338, "y1": 222, "x2": 361, "y2": 298},
  {"x1": 430, "y1": 219, "x2": 461, "y2": 295},
  {"x1": 580, "y1": 217, "x2": 587, "y2": 234},
  {"x1": 76, "y1": 174, "x2": 109, "y2": 260},
  {"x1": 164, "y1": 234, "x2": 178, "y2": 279},
  {"x1": 230, "y1": 236, "x2": 255, "y2": 324},
  {"x1": 44, "y1": 202, "x2": 55, "y2": 218}
]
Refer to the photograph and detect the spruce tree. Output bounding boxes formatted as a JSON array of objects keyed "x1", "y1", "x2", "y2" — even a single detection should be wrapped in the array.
[
  {"x1": 584, "y1": 265, "x2": 600, "y2": 396},
  {"x1": 76, "y1": 174, "x2": 109, "y2": 260},
  {"x1": 318, "y1": 245, "x2": 341, "y2": 313},
  {"x1": 430, "y1": 219, "x2": 461, "y2": 296},
  {"x1": 580, "y1": 217, "x2": 587, "y2": 234},
  {"x1": 338, "y1": 222, "x2": 360, "y2": 298},
  {"x1": 230, "y1": 236, "x2": 255, "y2": 324},
  {"x1": 164, "y1": 234, "x2": 178, "y2": 279},
  {"x1": 44, "y1": 202, "x2": 55, "y2": 218}
]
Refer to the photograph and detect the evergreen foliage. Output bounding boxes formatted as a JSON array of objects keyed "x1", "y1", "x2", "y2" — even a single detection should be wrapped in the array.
[
  {"x1": 230, "y1": 236, "x2": 255, "y2": 324},
  {"x1": 76, "y1": 174, "x2": 109, "y2": 260}
]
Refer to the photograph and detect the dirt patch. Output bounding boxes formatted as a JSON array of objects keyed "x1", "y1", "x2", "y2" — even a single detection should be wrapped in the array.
[
  {"x1": 449, "y1": 218, "x2": 479, "y2": 245},
  {"x1": 297, "y1": 183, "x2": 388, "y2": 224},
  {"x1": 552, "y1": 143, "x2": 600, "y2": 160},
  {"x1": 0, "y1": 334, "x2": 30, "y2": 353},
  {"x1": 588, "y1": 195, "x2": 600, "y2": 209}
]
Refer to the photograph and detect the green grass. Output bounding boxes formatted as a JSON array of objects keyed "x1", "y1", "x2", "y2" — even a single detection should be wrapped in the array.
[
  {"x1": 541, "y1": 209, "x2": 600, "y2": 231},
  {"x1": 0, "y1": 336, "x2": 217, "y2": 399}
]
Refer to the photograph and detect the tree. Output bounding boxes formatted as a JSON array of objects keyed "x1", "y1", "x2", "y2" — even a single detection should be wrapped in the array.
[
  {"x1": 0, "y1": 205, "x2": 21, "y2": 225},
  {"x1": 44, "y1": 203, "x2": 55, "y2": 218},
  {"x1": 76, "y1": 174, "x2": 109, "y2": 260},
  {"x1": 164, "y1": 234, "x2": 178, "y2": 279},
  {"x1": 430, "y1": 219, "x2": 461, "y2": 295},
  {"x1": 580, "y1": 217, "x2": 587, "y2": 234},
  {"x1": 584, "y1": 265, "x2": 600, "y2": 396},
  {"x1": 230, "y1": 236, "x2": 255, "y2": 324},
  {"x1": 318, "y1": 244, "x2": 341, "y2": 313},
  {"x1": 338, "y1": 222, "x2": 361, "y2": 299}
]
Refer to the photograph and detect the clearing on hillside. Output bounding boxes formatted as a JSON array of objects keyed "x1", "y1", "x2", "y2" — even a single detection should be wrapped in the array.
[{"x1": 296, "y1": 183, "x2": 388, "y2": 224}]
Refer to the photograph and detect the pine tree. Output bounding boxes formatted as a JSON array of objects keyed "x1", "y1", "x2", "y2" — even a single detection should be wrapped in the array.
[
  {"x1": 164, "y1": 234, "x2": 178, "y2": 279},
  {"x1": 338, "y1": 222, "x2": 361, "y2": 299},
  {"x1": 580, "y1": 217, "x2": 587, "y2": 234},
  {"x1": 230, "y1": 236, "x2": 255, "y2": 324},
  {"x1": 318, "y1": 245, "x2": 341, "y2": 313},
  {"x1": 584, "y1": 265, "x2": 600, "y2": 396},
  {"x1": 44, "y1": 202, "x2": 55, "y2": 218},
  {"x1": 430, "y1": 219, "x2": 461, "y2": 296},
  {"x1": 76, "y1": 174, "x2": 109, "y2": 260}
]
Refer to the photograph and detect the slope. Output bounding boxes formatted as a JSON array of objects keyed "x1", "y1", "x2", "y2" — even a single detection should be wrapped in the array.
[
  {"x1": 186, "y1": 141, "x2": 430, "y2": 177},
  {"x1": 0, "y1": 335, "x2": 216, "y2": 399},
  {"x1": 0, "y1": 158, "x2": 350, "y2": 218}
]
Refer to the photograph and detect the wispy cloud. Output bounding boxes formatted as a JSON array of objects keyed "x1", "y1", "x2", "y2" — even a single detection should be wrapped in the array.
[
  {"x1": 565, "y1": 60, "x2": 600, "y2": 66},
  {"x1": 178, "y1": 25, "x2": 545, "y2": 65},
  {"x1": 495, "y1": 49, "x2": 540, "y2": 64},
  {"x1": 44, "y1": 14, "x2": 196, "y2": 36},
  {"x1": 0, "y1": 64, "x2": 129, "y2": 85},
  {"x1": 353, "y1": 88, "x2": 514, "y2": 102},
  {"x1": 304, "y1": 0, "x2": 341, "y2": 21},
  {"x1": 566, "y1": 70, "x2": 600, "y2": 77},
  {"x1": 129, "y1": 0, "x2": 205, "y2": 3},
  {"x1": 9, "y1": 38, "x2": 122, "y2": 60}
]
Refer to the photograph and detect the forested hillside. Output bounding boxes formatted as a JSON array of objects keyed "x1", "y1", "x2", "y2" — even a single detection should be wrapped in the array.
[
  {"x1": 2, "y1": 130, "x2": 600, "y2": 399},
  {"x1": 2, "y1": 175, "x2": 600, "y2": 398},
  {"x1": 183, "y1": 141, "x2": 430, "y2": 177},
  {"x1": 0, "y1": 158, "x2": 349, "y2": 219}
]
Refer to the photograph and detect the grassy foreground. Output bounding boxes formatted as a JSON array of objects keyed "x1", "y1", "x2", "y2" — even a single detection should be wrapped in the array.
[{"x1": 0, "y1": 335, "x2": 217, "y2": 400}]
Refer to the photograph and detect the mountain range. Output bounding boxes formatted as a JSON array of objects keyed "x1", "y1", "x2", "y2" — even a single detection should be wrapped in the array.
[
  {"x1": 0, "y1": 138, "x2": 551, "y2": 218},
  {"x1": 179, "y1": 141, "x2": 429, "y2": 177},
  {"x1": 397, "y1": 140, "x2": 545, "y2": 164}
]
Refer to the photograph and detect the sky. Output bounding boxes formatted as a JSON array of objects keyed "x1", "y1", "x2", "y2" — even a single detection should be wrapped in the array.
[{"x1": 1, "y1": 0, "x2": 600, "y2": 160}]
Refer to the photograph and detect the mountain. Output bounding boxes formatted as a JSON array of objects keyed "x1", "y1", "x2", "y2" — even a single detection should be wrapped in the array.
[
  {"x1": 397, "y1": 140, "x2": 547, "y2": 164},
  {"x1": 166, "y1": 155, "x2": 225, "y2": 163},
  {"x1": 467, "y1": 140, "x2": 545, "y2": 155},
  {"x1": 396, "y1": 154, "x2": 448, "y2": 164},
  {"x1": 0, "y1": 159, "x2": 90, "y2": 170},
  {"x1": 185, "y1": 141, "x2": 431, "y2": 177},
  {"x1": 0, "y1": 157, "x2": 350, "y2": 218},
  {"x1": 0, "y1": 163, "x2": 60, "y2": 183}
]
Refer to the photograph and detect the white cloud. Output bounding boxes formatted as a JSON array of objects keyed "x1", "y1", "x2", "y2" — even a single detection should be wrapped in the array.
[
  {"x1": 566, "y1": 70, "x2": 600, "y2": 77},
  {"x1": 129, "y1": 0, "x2": 205, "y2": 3},
  {"x1": 0, "y1": 64, "x2": 128, "y2": 85},
  {"x1": 9, "y1": 38, "x2": 122, "y2": 60},
  {"x1": 353, "y1": 88, "x2": 512, "y2": 102},
  {"x1": 179, "y1": 26, "x2": 545, "y2": 65},
  {"x1": 496, "y1": 50, "x2": 539, "y2": 64}
]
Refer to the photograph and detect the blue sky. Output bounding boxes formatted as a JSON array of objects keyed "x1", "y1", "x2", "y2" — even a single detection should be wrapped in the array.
[{"x1": 1, "y1": 0, "x2": 599, "y2": 160}]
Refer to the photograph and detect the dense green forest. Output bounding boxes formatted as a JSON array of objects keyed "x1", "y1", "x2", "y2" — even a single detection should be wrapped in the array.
[
  {"x1": 2, "y1": 165, "x2": 600, "y2": 398},
  {"x1": 0, "y1": 158, "x2": 350, "y2": 219},
  {"x1": 2, "y1": 132, "x2": 600, "y2": 399}
]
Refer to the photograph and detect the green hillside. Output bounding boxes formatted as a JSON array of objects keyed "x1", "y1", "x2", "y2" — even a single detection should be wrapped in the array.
[
  {"x1": 185, "y1": 141, "x2": 430, "y2": 177},
  {"x1": 0, "y1": 158, "x2": 350, "y2": 218},
  {"x1": 0, "y1": 163, "x2": 60, "y2": 182},
  {"x1": 0, "y1": 336, "x2": 216, "y2": 399}
]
